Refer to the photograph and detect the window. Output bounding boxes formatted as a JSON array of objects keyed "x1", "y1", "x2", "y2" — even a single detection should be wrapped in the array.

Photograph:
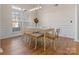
[
  {"x1": 11, "y1": 6, "x2": 34, "y2": 32},
  {"x1": 12, "y1": 10, "x2": 21, "y2": 32}
]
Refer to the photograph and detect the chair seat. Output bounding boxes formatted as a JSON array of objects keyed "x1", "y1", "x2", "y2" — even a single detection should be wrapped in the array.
[
  {"x1": 45, "y1": 33, "x2": 56, "y2": 39},
  {"x1": 32, "y1": 32, "x2": 44, "y2": 38}
]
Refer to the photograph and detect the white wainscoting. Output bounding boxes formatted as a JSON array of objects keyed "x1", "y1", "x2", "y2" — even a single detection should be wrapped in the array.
[{"x1": 59, "y1": 25, "x2": 74, "y2": 39}]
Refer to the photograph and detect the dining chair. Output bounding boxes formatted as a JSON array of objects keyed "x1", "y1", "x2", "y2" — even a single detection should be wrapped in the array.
[
  {"x1": 32, "y1": 32, "x2": 44, "y2": 49},
  {"x1": 24, "y1": 28, "x2": 44, "y2": 49},
  {"x1": 43, "y1": 28, "x2": 60, "y2": 51},
  {"x1": 43, "y1": 28, "x2": 55, "y2": 51},
  {"x1": 53, "y1": 28, "x2": 60, "y2": 50}
]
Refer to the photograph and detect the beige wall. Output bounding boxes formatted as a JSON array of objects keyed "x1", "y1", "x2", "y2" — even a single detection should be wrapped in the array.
[
  {"x1": 0, "y1": 4, "x2": 36, "y2": 39},
  {"x1": 0, "y1": 4, "x2": 77, "y2": 40},
  {"x1": 0, "y1": 5, "x2": 22, "y2": 39},
  {"x1": 37, "y1": 4, "x2": 75, "y2": 38}
]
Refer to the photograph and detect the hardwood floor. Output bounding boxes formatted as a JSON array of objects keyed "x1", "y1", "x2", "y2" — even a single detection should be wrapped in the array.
[{"x1": 0, "y1": 35, "x2": 78, "y2": 55}]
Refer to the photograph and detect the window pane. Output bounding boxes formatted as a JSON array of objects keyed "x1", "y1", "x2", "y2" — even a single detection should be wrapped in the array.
[
  {"x1": 12, "y1": 27, "x2": 20, "y2": 32},
  {"x1": 12, "y1": 22, "x2": 19, "y2": 27},
  {"x1": 12, "y1": 8, "x2": 22, "y2": 32}
]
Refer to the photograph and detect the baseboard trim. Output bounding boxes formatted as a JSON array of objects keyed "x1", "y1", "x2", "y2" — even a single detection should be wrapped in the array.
[
  {"x1": 74, "y1": 39, "x2": 79, "y2": 42},
  {"x1": 59, "y1": 34, "x2": 74, "y2": 39},
  {"x1": 59, "y1": 35, "x2": 74, "y2": 40},
  {"x1": 0, "y1": 33, "x2": 24, "y2": 40}
]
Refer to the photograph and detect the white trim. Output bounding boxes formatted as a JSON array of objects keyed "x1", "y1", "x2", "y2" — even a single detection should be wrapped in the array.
[
  {"x1": 74, "y1": 4, "x2": 78, "y2": 41},
  {"x1": 74, "y1": 39, "x2": 79, "y2": 42},
  {"x1": 59, "y1": 34, "x2": 74, "y2": 39}
]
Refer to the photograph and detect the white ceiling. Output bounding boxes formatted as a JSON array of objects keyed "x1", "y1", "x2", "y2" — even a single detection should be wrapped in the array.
[
  {"x1": 11, "y1": 4, "x2": 39, "y2": 10},
  {"x1": 11, "y1": 4, "x2": 65, "y2": 11}
]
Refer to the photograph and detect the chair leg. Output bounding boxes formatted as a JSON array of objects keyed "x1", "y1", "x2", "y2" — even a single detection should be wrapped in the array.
[
  {"x1": 25, "y1": 35, "x2": 28, "y2": 44},
  {"x1": 50, "y1": 40, "x2": 53, "y2": 47},
  {"x1": 40, "y1": 37, "x2": 43, "y2": 46},
  {"x1": 53, "y1": 40, "x2": 56, "y2": 50},
  {"x1": 27, "y1": 36, "x2": 30, "y2": 44},
  {"x1": 23, "y1": 34, "x2": 29, "y2": 44},
  {"x1": 29, "y1": 37, "x2": 31, "y2": 47}
]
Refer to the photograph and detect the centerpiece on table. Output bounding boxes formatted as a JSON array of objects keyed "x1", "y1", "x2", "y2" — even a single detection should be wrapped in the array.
[{"x1": 33, "y1": 18, "x2": 39, "y2": 33}]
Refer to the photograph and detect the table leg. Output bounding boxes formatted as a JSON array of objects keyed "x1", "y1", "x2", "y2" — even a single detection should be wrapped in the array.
[
  {"x1": 44, "y1": 34, "x2": 46, "y2": 51},
  {"x1": 34, "y1": 38, "x2": 37, "y2": 49}
]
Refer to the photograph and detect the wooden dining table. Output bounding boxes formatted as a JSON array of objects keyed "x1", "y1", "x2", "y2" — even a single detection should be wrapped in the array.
[{"x1": 24, "y1": 28, "x2": 56, "y2": 51}]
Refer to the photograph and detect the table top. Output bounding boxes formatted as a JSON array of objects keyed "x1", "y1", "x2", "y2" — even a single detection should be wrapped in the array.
[
  {"x1": 24, "y1": 28, "x2": 55, "y2": 38},
  {"x1": 24, "y1": 31, "x2": 44, "y2": 38}
]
